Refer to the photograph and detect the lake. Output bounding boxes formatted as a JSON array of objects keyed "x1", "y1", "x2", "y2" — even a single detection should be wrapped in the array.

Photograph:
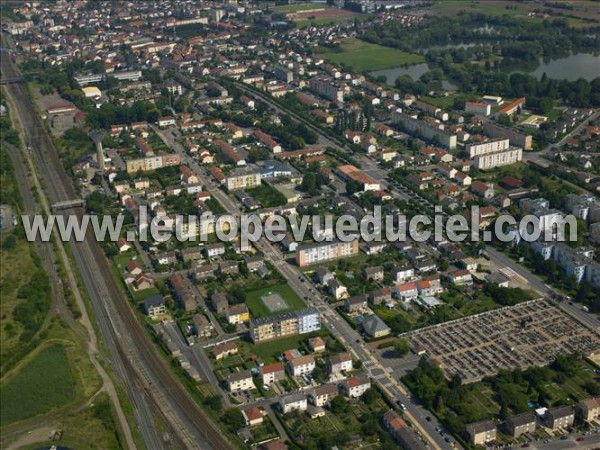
[
  {"x1": 371, "y1": 63, "x2": 458, "y2": 90},
  {"x1": 372, "y1": 52, "x2": 599, "y2": 90},
  {"x1": 511, "y1": 52, "x2": 600, "y2": 81}
]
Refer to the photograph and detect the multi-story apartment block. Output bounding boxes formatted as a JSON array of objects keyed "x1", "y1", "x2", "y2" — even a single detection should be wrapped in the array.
[
  {"x1": 466, "y1": 138, "x2": 510, "y2": 158},
  {"x1": 473, "y1": 147, "x2": 523, "y2": 170},
  {"x1": 125, "y1": 154, "x2": 182, "y2": 174},
  {"x1": 483, "y1": 120, "x2": 533, "y2": 150},
  {"x1": 249, "y1": 308, "x2": 320, "y2": 343},
  {"x1": 391, "y1": 111, "x2": 457, "y2": 149},
  {"x1": 309, "y1": 78, "x2": 344, "y2": 103},
  {"x1": 296, "y1": 240, "x2": 359, "y2": 267},
  {"x1": 225, "y1": 168, "x2": 261, "y2": 191},
  {"x1": 465, "y1": 101, "x2": 491, "y2": 116},
  {"x1": 565, "y1": 194, "x2": 599, "y2": 220}
]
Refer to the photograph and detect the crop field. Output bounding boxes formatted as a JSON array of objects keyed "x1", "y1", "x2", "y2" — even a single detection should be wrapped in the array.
[
  {"x1": 245, "y1": 283, "x2": 306, "y2": 318},
  {"x1": 317, "y1": 38, "x2": 424, "y2": 72},
  {"x1": 1, "y1": 344, "x2": 76, "y2": 425}
]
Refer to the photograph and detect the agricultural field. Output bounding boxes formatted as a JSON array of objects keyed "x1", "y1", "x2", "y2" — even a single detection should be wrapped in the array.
[
  {"x1": 0, "y1": 344, "x2": 76, "y2": 425},
  {"x1": 317, "y1": 38, "x2": 424, "y2": 72},
  {"x1": 245, "y1": 283, "x2": 306, "y2": 318}
]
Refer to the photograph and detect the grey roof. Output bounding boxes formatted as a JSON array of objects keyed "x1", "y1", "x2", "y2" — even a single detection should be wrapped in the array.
[
  {"x1": 507, "y1": 412, "x2": 536, "y2": 427},
  {"x1": 280, "y1": 392, "x2": 306, "y2": 405},
  {"x1": 144, "y1": 294, "x2": 165, "y2": 308},
  {"x1": 227, "y1": 370, "x2": 253, "y2": 382},
  {"x1": 363, "y1": 315, "x2": 390, "y2": 335}
]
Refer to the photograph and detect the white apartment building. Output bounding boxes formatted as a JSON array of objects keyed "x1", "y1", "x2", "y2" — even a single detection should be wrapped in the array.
[
  {"x1": 287, "y1": 355, "x2": 316, "y2": 377},
  {"x1": 227, "y1": 370, "x2": 255, "y2": 392},
  {"x1": 296, "y1": 240, "x2": 359, "y2": 267},
  {"x1": 473, "y1": 147, "x2": 523, "y2": 170},
  {"x1": 280, "y1": 393, "x2": 308, "y2": 414},
  {"x1": 466, "y1": 138, "x2": 510, "y2": 158}
]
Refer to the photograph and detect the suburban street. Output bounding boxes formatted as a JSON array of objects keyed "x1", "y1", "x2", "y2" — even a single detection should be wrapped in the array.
[{"x1": 153, "y1": 116, "x2": 455, "y2": 450}]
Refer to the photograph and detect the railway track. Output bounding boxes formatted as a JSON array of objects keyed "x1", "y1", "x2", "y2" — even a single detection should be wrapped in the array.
[{"x1": 1, "y1": 36, "x2": 233, "y2": 450}]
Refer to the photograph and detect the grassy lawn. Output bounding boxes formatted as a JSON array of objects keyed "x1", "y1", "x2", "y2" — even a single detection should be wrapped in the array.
[
  {"x1": 317, "y1": 38, "x2": 424, "y2": 72},
  {"x1": 245, "y1": 283, "x2": 306, "y2": 319},
  {"x1": 1, "y1": 344, "x2": 75, "y2": 425},
  {"x1": 246, "y1": 183, "x2": 287, "y2": 208}
]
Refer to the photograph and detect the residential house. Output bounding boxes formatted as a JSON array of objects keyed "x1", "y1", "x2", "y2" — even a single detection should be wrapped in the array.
[
  {"x1": 309, "y1": 383, "x2": 338, "y2": 407},
  {"x1": 448, "y1": 269, "x2": 473, "y2": 285},
  {"x1": 578, "y1": 397, "x2": 600, "y2": 422},
  {"x1": 210, "y1": 292, "x2": 228, "y2": 314},
  {"x1": 227, "y1": 304, "x2": 250, "y2": 325},
  {"x1": 327, "y1": 279, "x2": 349, "y2": 300},
  {"x1": 391, "y1": 265, "x2": 415, "y2": 283},
  {"x1": 144, "y1": 295, "x2": 166, "y2": 319},
  {"x1": 192, "y1": 314, "x2": 213, "y2": 338},
  {"x1": 204, "y1": 242, "x2": 226, "y2": 258},
  {"x1": 362, "y1": 315, "x2": 391, "y2": 338},
  {"x1": 308, "y1": 336, "x2": 326, "y2": 353},
  {"x1": 227, "y1": 370, "x2": 255, "y2": 392},
  {"x1": 181, "y1": 247, "x2": 203, "y2": 262},
  {"x1": 286, "y1": 355, "x2": 316, "y2": 377},
  {"x1": 505, "y1": 413, "x2": 536, "y2": 438},
  {"x1": 341, "y1": 375, "x2": 371, "y2": 398},
  {"x1": 192, "y1": 264, "x2": 215, "y2": 282},
  {"x1": 369, "y1": 288, "x2": 392, "y2": 306},
  {"x1": 466, "y1": 420, "x2": 497, "y2": 445},
  {"x1": 344, "y1": 295, "x2": 368, "y2": 314},
  {"x1": 260, "y1": 362, "x2": 285, "y2": 385},
  {"x1": 212, "y1": 341, "x2": 238, "y2": 360},
  {"x1": 219, "y1": 260, "x2": 240, "y2": 276},
  {"x1": 329, "y1": 352, "x2": 353, "y2": 375},
  {"x1": 314, "y1": 267, "x2": 335, "y2": 286},
  {"x1": 362, "y1": 266, "x2": 384, "y2": 281},
  {"x1": 279, "y1": 393, "x2": 308, "y2": 414},
  {"x1": 382, "y1": 410, "x2": 427, "y2": 450},
  {"x1": 394, "y1": 282, "x2": 419, "y2": 301},
  {"x1": 471, "y1": 181, "x2": 495, "y2": 199},
  {"x1": 241, "y1": 407, "x2": 264, "y2": 426},
  {"x1": 546, "y1": 406, "x2": 575, "y2": 430}
]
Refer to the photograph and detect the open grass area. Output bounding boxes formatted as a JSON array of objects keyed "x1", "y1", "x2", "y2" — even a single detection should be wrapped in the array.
[
  {"x1": 245, "y1": 283, "x2": 306, "y2": 318},
  {"x1": 317, "y1": 38, "x2": 424, "y2": 72},
  {"x1": 239, "y1": 329, "x2": 333, "y2": 362},
  {"x1": 1, "y1": 344, "x2": 75, "y2": 425}
]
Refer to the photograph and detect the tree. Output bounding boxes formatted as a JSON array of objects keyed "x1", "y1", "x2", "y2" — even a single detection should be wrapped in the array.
[
  {"x1": 301, "y1": 173, "x2": 318, "y2": 192},
  {"x1": 361, "y1": 388, "x2": 380, "y2": 404},
  {"x1": 221, "y1": 409, "x2": 245, "y2": 431},
  {"x1": 330, "y1": 396, "x2": 349, "y2": 414},
  {"x1": 393, "y1": 338, "x2": 411, "y2": 357}
]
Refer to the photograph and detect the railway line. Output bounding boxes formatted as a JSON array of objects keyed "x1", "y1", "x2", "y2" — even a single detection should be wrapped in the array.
[{"x1": 1, "y1": 34, "x2": 232, "y2": 450}]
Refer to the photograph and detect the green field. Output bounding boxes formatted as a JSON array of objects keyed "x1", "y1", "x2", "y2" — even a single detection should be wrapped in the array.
[
  {"x1": 1, "y1": 344, "x2": 76, "y2": 425},
  {"x1": 245, "y1": 283, "x2": 306, "y2": 318},
  {"x1": 275, "y1": 2, "x2": 325, "y2": 12},
  {"x1": 317, "y1": 38, "x2": 424, "y2": 72}
]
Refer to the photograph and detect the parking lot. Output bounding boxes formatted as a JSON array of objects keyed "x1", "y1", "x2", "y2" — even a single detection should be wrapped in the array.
[{"x1": 403, "y1": 299, "x2": 600, "y2": 383}]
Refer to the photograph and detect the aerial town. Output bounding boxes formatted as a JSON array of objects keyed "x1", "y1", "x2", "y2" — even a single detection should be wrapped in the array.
[{"x1": 0, "y1": 1, "x2": 599, "y2": 450}]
